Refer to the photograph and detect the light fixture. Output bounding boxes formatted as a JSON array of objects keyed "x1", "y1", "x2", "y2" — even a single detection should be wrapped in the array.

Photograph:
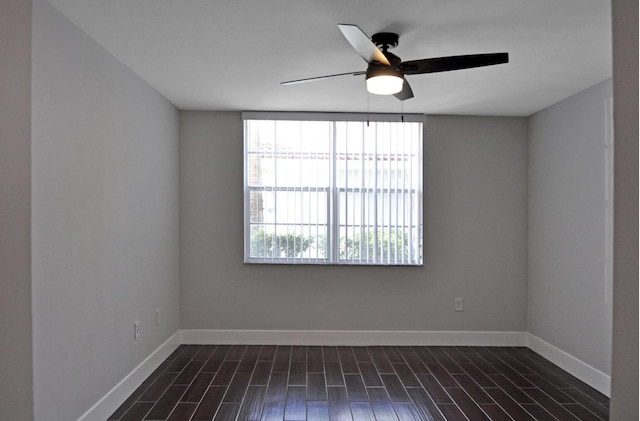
[
  {"x1": 366, "y1": 75, "x2": 404, "y2": 95},
  {"x1": 365, "y1": 63, "x2": 404, "y2": 95}
]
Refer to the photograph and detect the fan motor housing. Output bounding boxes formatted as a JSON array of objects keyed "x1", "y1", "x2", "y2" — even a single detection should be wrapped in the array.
[
  {"x1": 367, "y1": 47, "x2": 404, "y2": 79},
  {"x1": 366, "y1": 60, "x2": 404, "y2": 79}
]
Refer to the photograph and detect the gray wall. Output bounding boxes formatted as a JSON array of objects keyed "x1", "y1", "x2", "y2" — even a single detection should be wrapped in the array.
[
  {"x1": 610, "y1": 0, "x2": 639, "y2": 418},
  {"x1": 528, "y1": 80, "x2": 613, "y2": 375},
  {"x1": 180, "y1": 112, "x2": 528, "y2": 332},
  {"x1": 31, "y1": 2, "x2": 181, "y2": 420},
  {"x1": 0, "y1": 0, "x2": 33, "y2": 419}
]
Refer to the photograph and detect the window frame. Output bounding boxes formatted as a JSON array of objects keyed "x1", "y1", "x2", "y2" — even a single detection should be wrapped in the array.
[{"x1": 243, "y1": 111, "x2": 424, "y2": 266}]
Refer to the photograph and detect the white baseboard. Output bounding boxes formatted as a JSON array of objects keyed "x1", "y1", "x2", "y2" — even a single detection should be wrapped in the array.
[
  {"x1": 527, "y1": 333, "x2": 611, "y2": 397},
  {"x1": 76, "y1": 331, "x2": 181, "y2": 421},
  {"x1": 180, "y1": 329, "x2": 528, "y2": 347}
]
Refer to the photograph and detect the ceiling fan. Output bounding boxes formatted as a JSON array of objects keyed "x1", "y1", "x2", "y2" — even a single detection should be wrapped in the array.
[{"x1": 281, "y1": 24, "x2": 509, "y2": 101}]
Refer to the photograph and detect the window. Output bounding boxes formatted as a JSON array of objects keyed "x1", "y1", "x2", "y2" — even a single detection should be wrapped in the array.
[{"x1": 244, "y1": 112, "x2": 423, "y2": 265}]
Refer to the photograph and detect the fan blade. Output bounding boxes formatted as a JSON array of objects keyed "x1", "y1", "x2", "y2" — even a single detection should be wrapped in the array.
[
  {"x1": 281, "y1": 70, "x2": 366, "y2": 85},
  {"x1": 394, "y1": 79, "x2": 414, "y2": 101},
  {"x1": 402, "y1": 53, "x2": 508, "y2": 75},
  {"x1": 338, "y1": 24, "x2": 390, "y2": 65}
]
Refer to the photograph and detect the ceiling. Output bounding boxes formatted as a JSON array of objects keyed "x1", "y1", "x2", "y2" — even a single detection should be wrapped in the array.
[{"x1": 46, "y1": 0, "x2": 612, "y2": 116}]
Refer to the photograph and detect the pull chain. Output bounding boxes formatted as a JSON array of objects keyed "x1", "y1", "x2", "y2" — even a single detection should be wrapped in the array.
[{"x1": 367, "y1": 91, "x2": 370, "y2": 127}]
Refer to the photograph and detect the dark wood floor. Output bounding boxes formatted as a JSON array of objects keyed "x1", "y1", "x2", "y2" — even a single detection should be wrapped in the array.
[{"x1": 108, "y1": 345, "x2": 609, "y2": 421}]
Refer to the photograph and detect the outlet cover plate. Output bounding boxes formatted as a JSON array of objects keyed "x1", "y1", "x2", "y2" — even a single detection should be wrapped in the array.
[{"x1": 454, "y1": 298, "x2": 463, "y2": 312}]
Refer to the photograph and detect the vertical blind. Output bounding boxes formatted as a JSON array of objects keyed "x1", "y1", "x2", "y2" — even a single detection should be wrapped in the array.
[{"x1": 244, "y1": 114, "x2": 423, "y2": 265}]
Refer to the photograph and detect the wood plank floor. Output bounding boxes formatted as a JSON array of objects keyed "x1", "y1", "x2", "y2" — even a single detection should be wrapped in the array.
[{"x1": 108, "y1": 345, "x2": 609, "y2": 421}]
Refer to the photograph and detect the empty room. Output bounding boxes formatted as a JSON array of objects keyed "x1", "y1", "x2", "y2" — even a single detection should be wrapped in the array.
[{"x1": 1, "y1": 0, "x2": 636, "y2": 420}]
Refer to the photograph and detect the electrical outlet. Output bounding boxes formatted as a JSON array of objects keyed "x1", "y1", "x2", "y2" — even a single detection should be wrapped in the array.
[
  {"x1": 155, "y1": 309, "x2": 160, "y2": 326},
  {"x1": 134, "y1": 321, "x2": 140, "y2": 339},
  {"x1": 454, "y1": 298, "x2": 463, "y2": 312}
]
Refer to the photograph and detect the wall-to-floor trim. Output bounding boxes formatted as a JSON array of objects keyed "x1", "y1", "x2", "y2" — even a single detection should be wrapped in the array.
[
  {"x1": 527, "y1": 333, "x2": 611, "y2": 397},
  {"x1": 179, "y1": 329, "x2": 528, "y2": 347},
  {"x1": 76, "y1": 331, "x2": 181, "y2": 421}
]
